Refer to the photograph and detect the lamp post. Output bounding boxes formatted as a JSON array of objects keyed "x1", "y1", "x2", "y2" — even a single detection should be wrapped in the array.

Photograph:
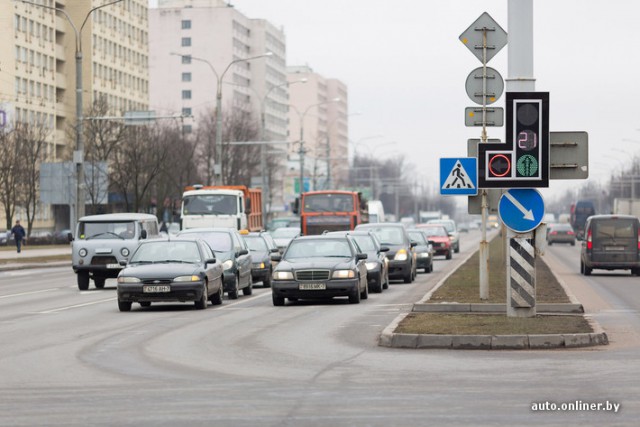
[
  {"x1": 20, "y1": 0, "x2": 124, "y2": 230},
  {"x1": 171, "y1": 52, "x2": 272, "y2": 185},
  {"x1": 291, "y1": 97, "x2": 340, "y2": 199}
]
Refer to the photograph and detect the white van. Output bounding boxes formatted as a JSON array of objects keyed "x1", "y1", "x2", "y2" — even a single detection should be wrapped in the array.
[
  {"x1": 367, "y1": 200, "x2": 385, "y2": 223},
  {"x1": 71, "y1": 213, "x2": 161, "y2": 290}
]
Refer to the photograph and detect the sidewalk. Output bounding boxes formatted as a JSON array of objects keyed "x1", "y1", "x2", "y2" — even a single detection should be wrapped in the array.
[{"x1": 0, "y1": 245, "x2": 71, "y2": 271}]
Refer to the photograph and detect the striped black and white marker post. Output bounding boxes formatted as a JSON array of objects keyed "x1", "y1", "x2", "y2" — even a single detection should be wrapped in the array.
[{"x1": 507, "y1": 233, "x2": 536, "y2": 317}]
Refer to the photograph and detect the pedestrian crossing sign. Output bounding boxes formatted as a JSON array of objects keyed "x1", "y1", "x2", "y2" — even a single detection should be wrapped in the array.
[{"x1": 440, "y1": 157, "x2": 477, "y2": 196}]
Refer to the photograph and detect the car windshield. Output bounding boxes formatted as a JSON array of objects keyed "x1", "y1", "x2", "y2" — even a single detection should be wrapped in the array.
[
  {"x1": 245, "y1": 236, "x2": 268, "y2": 252},
  {"x1": 130, "y1": 241, "x2": 200, "y2": 264},
  {"x1": 285, "y1": 239, "x2": 352, "y2": 259},
  {"x1": 351, "y1": 235, "x2": 376, "y2": 252},
  {"x1": 272, "y1": 228, "x2": 300, "y2": 238},
  {"x1": 422, "y1": 226, "x2": 448, "y2": 237},
  {"x1": 178, "y1": 231, "x2": 233, "y2": 252},
  {"x1": 183, "y1": 194, "x2": 237, "y2": 215},
  {"x1": 408, "y1": 231, "x2": 427, "y2": 244},
  {"x1": 78, "y1": 221, "x2": 136, "y2": 240},
  {"x1": 303, "y1": 194, "x2": 354, "y2": 213},
  {"x1": 362, "y1": 227, "x2": 405, "y2": 245}
]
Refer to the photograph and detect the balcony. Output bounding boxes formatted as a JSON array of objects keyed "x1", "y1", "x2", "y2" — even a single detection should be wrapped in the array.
[{"x1": 56, "y1": 73, "x2": 67, "y2": 90}]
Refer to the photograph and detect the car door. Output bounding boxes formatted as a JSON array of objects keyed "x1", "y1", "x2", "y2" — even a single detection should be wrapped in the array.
[
  {"x1": 232, "y1": 231, "x2": 252, "y2": 286},
  {"x1": 199, "y1": 240, "x2": 219, "y2": 287}
]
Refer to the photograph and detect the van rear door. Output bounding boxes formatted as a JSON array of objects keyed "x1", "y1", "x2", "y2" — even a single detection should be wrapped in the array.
[{"x1": 591, "y1": 218, "x2": 639, "y2": 264}]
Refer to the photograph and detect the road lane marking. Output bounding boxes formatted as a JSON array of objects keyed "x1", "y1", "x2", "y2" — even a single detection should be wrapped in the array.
[
  {"x1": 37, "y1": 297, "x2": 116, "y2": 314},
  {"x1": 0, "y1": 288, "x2": 58, "y2": 299}
]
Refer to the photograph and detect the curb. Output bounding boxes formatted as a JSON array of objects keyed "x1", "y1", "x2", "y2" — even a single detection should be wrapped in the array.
[
  {"x1": 0, "y1": 261, "x2": 71, "y2": 272},
  {"x1": 413, "y1": 302, "x2": 584, "y2": 314}
]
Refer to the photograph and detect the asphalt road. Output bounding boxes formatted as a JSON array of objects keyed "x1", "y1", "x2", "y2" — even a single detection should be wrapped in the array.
[{"x1": 0, "y1": 230, "x2": 638, "y2": 426}]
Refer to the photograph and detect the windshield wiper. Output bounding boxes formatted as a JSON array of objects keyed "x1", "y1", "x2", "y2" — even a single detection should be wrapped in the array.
[
  {"x1": 156, "y1": 259, "x2": 194, "y2": 264},
  {"x1": 87, "y1": 232, "x2": 124, "y2": 240},
  {"x1": 130, "y1": 260, "x2": 153, "y2": 264}
]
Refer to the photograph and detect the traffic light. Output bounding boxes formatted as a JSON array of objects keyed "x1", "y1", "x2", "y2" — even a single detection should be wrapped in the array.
[{"x1": 478, "y1": 92, "x2": 549, "y2": 188}]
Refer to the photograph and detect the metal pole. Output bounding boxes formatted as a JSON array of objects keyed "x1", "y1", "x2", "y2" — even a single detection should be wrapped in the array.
[
  {"x1": 75, "y1": 50, "x2": 84, "y2": 224},
  {"x1": 215, "y1": 81, "x2": 223, "y2": 186},
  {"x1": 478, "y1": 26, "x2": 489, "y2": 300},
  {"x1": 326, "y1": 135, "x2": 331, "y2": 189},
  {"x1": 260, "y1": 109, "x2": 267, "y2": 226},
  {"x1": 299, "y1": 121, "x2": 305, "y2": 199}
]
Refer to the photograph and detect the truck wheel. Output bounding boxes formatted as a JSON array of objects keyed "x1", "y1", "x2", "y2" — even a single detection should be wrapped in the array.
[
  {"x1": 94, "y1": 278, "x2": 106, "y2": 289},
  {"x1": 77, "y1": 272, "x2": 90, "y2": 290}
]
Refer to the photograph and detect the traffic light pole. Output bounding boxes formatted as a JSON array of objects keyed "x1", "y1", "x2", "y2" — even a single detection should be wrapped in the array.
[{"x1": 479, "y1": 24, "x2": 490, "y2": 300}]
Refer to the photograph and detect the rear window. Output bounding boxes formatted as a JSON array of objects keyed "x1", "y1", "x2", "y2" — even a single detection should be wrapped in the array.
[{"x1": 592, "y1": 219, "x2": 637, "y2": 239}]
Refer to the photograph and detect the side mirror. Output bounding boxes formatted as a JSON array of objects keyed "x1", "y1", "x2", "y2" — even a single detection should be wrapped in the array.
[
  {"x1": 379, "y1": 246, "x2": 390, "y2": 253},
  {"x1": 356, "y1": 253, "x2": 368, "y2": 261},
  {"x1": 292, "y1": 198, "x2": 300, "y2": 215},
  {"x1": 140, "y1": 229, "x2": 147, "y2": 239},
  {"x1": 205, "y1": 258, "x2": 217, "y2": 265},
  {"x1": 67, "y1": 232, "x2": 74, "y2": 242},
  {"x1": 410, "y1": 241, "x2": 417, "y2": 248},
  {"x1": 237, "y1": 249, "x2": 249, "y2": 257},
  {"x1": 271, "y1": 253, "x2": 282, "y2": 262},
  {"x1": 245, "y1": 197, "x2": 252, "y2": 215},
  {"x1": 119, "y1": 260, "x2": 127, "y2": 266}
]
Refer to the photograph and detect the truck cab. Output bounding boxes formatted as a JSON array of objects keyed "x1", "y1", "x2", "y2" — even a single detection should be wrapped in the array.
[{"x1": 181, "y1": 185, "x2": 262, "y2": 231}]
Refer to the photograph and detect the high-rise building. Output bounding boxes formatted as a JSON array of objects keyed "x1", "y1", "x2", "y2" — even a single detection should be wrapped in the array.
[
  {"x1": 287, "y1": 65, "x2": 349, "y2": 194},
  {"x1": 1, "y1": 0, "x2": 149, "y2": 229}
]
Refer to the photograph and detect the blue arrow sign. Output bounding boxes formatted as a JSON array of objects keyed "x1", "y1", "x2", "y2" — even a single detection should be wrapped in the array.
[
  {"x1": 498, "y1": 189, "x2": 545, "y2": 233},
  {"x1": 440, "y1": 158, "x2": 477, "y2": 196}
]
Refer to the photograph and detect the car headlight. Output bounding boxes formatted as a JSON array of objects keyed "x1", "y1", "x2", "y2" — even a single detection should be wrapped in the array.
[
  {"x1": 365, "y1": 262, "x2": 378, "y2": 270},
  {"x1": 117, "y1": 276, "x2": 140, "y2": 283},
  {"x1": 332, "y1": 270, "x2": 355, "y2": 279},
  {"x1": 222, "y1": 260, "x2": 234, "y2": 270},
  {"x1": 254, "y1": 262, "x2": 265, "y2": 269},
  {"x1": 121, "y1": 248, "x2": 130, "y2": 257},
  {"x1": 273, "y1": 271, "x2": 294, "y2": 280},
  {"x1": 78, "y1": 248, "x2": 88, "y2": 257},
  {"x1": 395, "y1": 249, "x2": 408, "y2": 261},
  {"x1": 174, "y1": 275, "x2": 200, "y2": 282},
  {"x1": 418, "y1": 252, "x2": 430, "y2": 258}
]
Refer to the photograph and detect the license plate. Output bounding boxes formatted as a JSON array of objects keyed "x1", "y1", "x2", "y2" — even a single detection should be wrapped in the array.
[
  {"x1": 604, "y1": 246, "x2": 624, "y2": 251},
  {"x1": 143, "y1": 285, "x2": 171, "y2": 293},
  {"x1": 299, "y1": 283, "x2": 326, "y2": 290},
  {"x1": 106, "y1": 263, "x2": 121, "y2": 269}
]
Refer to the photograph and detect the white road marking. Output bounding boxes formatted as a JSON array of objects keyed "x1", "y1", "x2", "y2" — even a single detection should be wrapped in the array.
[
  {"x1": 37, "y1": 297, "x2": 116, "y2": 314},
  {"x1": 0, "y1": 288, "x2": 58, "y2": 299}
]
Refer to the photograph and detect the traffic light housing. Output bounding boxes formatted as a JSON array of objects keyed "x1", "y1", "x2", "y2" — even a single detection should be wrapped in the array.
[{"x1": 478, "y1": 92, "x2": 549, "y2": 188}]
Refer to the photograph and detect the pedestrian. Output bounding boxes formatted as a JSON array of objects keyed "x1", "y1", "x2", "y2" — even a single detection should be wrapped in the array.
[{"x1": 11, "y1": 220, "x2": 26, "y2": 253}]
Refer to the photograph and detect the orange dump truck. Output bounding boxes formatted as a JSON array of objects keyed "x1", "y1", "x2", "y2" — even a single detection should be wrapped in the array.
[{"x1": 181, "y1": 185, "x2": 263, "y2": 231}]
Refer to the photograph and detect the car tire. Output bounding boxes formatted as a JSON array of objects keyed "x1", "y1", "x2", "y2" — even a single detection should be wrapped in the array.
[
  {"x1": 446, "y1": 251, "x2": 452, "y2": 260},
  {"x1": 77, "y1": 272, "x2": 90, "y2": 291},
  {"x1": 272, "y1": 293, "x2": 285, "y2": 306},
  {"x1": 360, "y1": 278, "x2": 369, "y2": 300},
  {"x1": 403, "y1": 268, "x2": 412, "y2": 284},
  {"x1": 118, "y1": 300, "x2": 132, "y2": 312},
  {"x1": 571, "y1": 242, "x2": 575, "y2": 246},
  {"x1": 263, "y1": 270, "x2": 272, "y2": 288},
  {"x1": 371, "y1": 278, "x2": 383, "y2": 293},
  {"x1": 139, "y1": 302, "x2": 151, "y2": 307},
  {"x1": 194, "y1": 282, "x2": 208, "y2": 310},
  {"x1": 228, "y1": 275, "x2": 239, "y2": 300},
  {"x1": 383, "y1": 270, "x2": 389, "y2": 289},
  {"x1": 94, "y1": 277, "x2": 106, "y2": 289},
  {"x1": 455, "y1": 244, "x2": 460, "y2": 254},
  {"x1": 580, "y1": 260, "x2": 592, "y2": 276},
  {"x1": 348, "y1": 285, "x2": 361, "y2": 304},
  {"x1": 242, "y1": 276, "x2": 253, "y2": 296},
  {"x1": 210, "y1": 283, "x2": 223, "y2": 305}
]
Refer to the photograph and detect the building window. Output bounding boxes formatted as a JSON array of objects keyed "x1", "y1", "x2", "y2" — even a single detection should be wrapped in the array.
[
  {"x1": 182, "y1": 125, "x2": 192, "y2": 134},
  {"x1": 181, "y1": 20, "x2": 191, "y2": 29},
  {"x1": 181, "y1": 55, "x2": 191, "y2": 64},
  {"x1": 181, "y1": 37, "x2": 191, "y2": 47},
  {"x1": 181, "y1": 72, "x2": 191, "y2": 82},
  {"x1": 181, "y1": 90, "x2": 192, "y2": 100},
  {"x1": 182, "y1": 107, "x2": 192, "y2": 116}
]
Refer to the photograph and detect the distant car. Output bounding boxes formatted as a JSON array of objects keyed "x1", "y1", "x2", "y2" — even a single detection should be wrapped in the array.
[
  {"x1": 267, "y1": 217, "x2": 300, "y2": 231},
  {"x1": 270, "y1": 234, "x2": 369, "y2": 305},
  {"x1": 580, "y1": 215, "x2": 640, "y2": 276},
  {"x1": 355, "y1": 223, "x2": 417, "y2": 283},
  {"x1": 417, "y1": 224, "x2": 452, "y2": 260},
  {"x1": 28, "y1": 230, "x2": 53, "y2": 245},
  {"x1": 326, "y1": 230, "x2": 390, "y2": 293},
  {"x1": 177, "y1": 227, "x2": 253, "y2": 299},
  {"x1": 116, "y1": 239, "x2": 224, "y2": 312},
  {"x1": 242, "y1": 231, "x2": 279, "y2": 288},
  {"x1": 546, "y1": 223, "x2": 576, "y2": 246},
  {"x1": 53, "y1": 229, "x2": 72, "y2": 244},
  {"x1": 271, "y1": 227, "x2": 300, "y2": 252},
  {"x1": 407, "y1": 229, "x2": 434, "y2": 273},
  {"x1": 426, "y1": 219, "x2": 459, "y2": 253}
]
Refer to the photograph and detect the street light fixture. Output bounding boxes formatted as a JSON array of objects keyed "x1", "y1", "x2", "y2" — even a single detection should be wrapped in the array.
[
  {"x1": 20, "y1": 0, "x2": 124, "y2": 231},
  {"x1": 171, "y1": 51, "x2": 273, "y2": 185}
]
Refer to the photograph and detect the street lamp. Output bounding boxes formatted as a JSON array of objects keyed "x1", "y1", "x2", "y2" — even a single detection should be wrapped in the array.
[
  {"x1": 171, "y1": 51, "x2": 273, "y2": 185},
  {"x1": 291, "y1": 97, "x2": 340, "y2": 198},
  {"x1": 20, "y1": 0, "x2": 124, "y2": 230}
]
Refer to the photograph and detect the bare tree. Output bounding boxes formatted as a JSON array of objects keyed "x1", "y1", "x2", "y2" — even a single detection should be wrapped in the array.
[
  {"x1": 219, "y1": 110, "x2": 260, "y2": 185},
  {"x1": 0, "y1": 127, "x2": 20, "y2": 229}
]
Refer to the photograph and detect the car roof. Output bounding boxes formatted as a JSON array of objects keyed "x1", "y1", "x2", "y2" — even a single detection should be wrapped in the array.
[
  {"x1": 79, "y1": 213, "x2": 157, "y2": 222},
  {"x1": 178, "y1": 227, "x2": 237, "y2": 233}
]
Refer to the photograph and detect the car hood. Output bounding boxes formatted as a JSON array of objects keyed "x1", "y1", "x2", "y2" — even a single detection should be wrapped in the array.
[
  {"x1": 277, "y1": 257, "x2": 354, "y2": 271},
  {"x1": 120, "y1": 263, "x2": 202, "y2": 279},
  {"x1": 378, "y1": 244, "x2": 408, "y2": 257}
]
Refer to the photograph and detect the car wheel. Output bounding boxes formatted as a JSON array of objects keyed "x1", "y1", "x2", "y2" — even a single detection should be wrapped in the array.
[
  {"x1": 272, "y1": 293, "x2": 285, "y2": 306},
  {"x1": 194, "y1": 282, "x2": 208, "y2": 310},
  {"x1": 210, "y1": 282, "x2": 223, "y2": 305},
  {"x1": 631, "y1": 268, "x2": 640, "y2": 276},
  {"x1": 371, "y1": 278, "x2": 383, "y2": 293},
  {"x1": 77, "y1": 272, "x2": 90, "y2": 291},
  {"x1": 94, "y1": 277, "x2": 106, "y2": 289},
  {"x1": 139, "y1": 301, "x2": 151, "y2": 307},
  {"x1": 455, "y1": 244, "x2": 460, "y2": 254},
  {"x1": 118, "y1": 300, "x2": 132, "y2": 312},
  {"x1": 228, "y1": 275, "x2": 239, "y2": 300},
  {"x1": 581, "y1": 260, "x2": 592, "y2": 276},
  {"x1": 571, "y1": 241, "x2": 575, "y2": 246},
  {"x1": 263, "y1": 270, "x2": 272, "y2": 288},
  {"x1": 348, "y1": 285, "x2": 361, "y2": 304},
  {"x1": 360, "y1": 278, "x2": 369, "y2": 300},
  {"x1": 403, "y1": 265, "x2": 412, "y2": 283},
  {"x1": 446, "y1": 251, "x2": 452, "y2": 260},
  {"x1": 242, "y1": 275, "x2": 253, "y2": 296},
  {"x1": 383, "y1": 270, "x2": 389, "y2": 289}
]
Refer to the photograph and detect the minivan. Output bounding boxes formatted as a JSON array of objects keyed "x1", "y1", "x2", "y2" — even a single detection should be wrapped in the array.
[{"x1": 580, "y1": 215, "x2": 640, "y2": 276}]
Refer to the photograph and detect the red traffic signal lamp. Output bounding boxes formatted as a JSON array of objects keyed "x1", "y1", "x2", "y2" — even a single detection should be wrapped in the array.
[{"x1": 478, "y1": 92, "x2": 549, "y2": 188}]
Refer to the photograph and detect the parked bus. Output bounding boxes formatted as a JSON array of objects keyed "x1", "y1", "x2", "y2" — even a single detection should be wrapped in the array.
[{"x1": 294, "y1": 190, "x2": 368, "y2": 235}]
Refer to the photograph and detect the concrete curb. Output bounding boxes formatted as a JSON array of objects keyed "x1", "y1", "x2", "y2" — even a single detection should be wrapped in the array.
[
  {"x1": 413, "y1": 302, "x2": 584, "y2": 314},
  {"x1": 0, "y1": 261, "x2": 71, "y2": 272}
]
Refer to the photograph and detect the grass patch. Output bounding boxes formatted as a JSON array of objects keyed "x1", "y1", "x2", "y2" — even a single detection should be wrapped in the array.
[{"x1": 396, "y1": 313, "x2": 593, "y2": 335}]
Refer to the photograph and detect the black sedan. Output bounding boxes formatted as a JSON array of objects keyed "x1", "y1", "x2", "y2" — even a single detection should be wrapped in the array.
[
  {"x1": 407, "y1": 229, "x2": 434, "y2": 273},
  {"x1": 326, "y1": 230, "x2": 389, "y2": 293},
  {"x1": 271, "y1": 235, "x2": 369, "y2": 306},
  {"x1": 355, "y1": 223, "x2": 417, "y2": 283},
  {"x1": 242, "y1": 231, "x2": 279, "y2": 288},
  {"x1": 116, "y1": 239, "x2": 224, "y2": 312}
]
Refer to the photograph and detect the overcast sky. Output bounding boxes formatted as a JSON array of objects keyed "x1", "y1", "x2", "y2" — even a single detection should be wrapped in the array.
[{"x1": 151, "y1": 0, "x2": 640, "y2": 204}]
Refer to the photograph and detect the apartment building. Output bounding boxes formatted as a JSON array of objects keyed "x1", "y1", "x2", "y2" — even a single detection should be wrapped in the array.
[{"x1": 2, "y1": 0, "x2": 149, "y2": 230}]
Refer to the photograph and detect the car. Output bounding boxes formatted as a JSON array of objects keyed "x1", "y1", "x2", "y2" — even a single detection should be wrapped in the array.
[
  {"x1": 580, "y1": 214, "x2": 640, "y2": 276},
  {"x1": 267, "y1": 216, "x2": 301, "y2": 231},
  {"x1": 270, "y1": 234, "x2": 369, "y2": 305},
  {"x1": 326, "y1": 230, "x2": 390, "y2": 293},
  {"x1": 426, "y1": 219, "x2": 460, "y2": 253},
  {"x1": 53, "y1": 229, "x2": 72, "y2": 244},
  {"x1": 355, "y1": 223, "x2": 417, "y2": 283},
  {"x1": 417, "y1": 224, "x2": 452, "y2": 260},
  {"x1": 116, "y1": 239, "x2": 224, "y2": 312},
  {"x1": 546, "y1": 223, "x2": 576, "y2": 246},
  {"x1": 241, "y1": 231, "x2": 279, "y2": 288},
  {"x1": 406, "y1": 229, "x2": 434, "y2": 273},
  {"x1": 27, "y1": 230, "x2": 53, "y2": 245},
  {"x1": 271, "y1": 227, "x2": 300, "y2": 252},
  {"x1": 177, "y1": 227, "x2": 253, "y2": 299}
]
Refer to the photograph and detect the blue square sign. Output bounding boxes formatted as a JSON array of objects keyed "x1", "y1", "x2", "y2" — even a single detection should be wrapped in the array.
[{"x1": 440, "y1": 158, "x2": 478, "y2": 196}]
